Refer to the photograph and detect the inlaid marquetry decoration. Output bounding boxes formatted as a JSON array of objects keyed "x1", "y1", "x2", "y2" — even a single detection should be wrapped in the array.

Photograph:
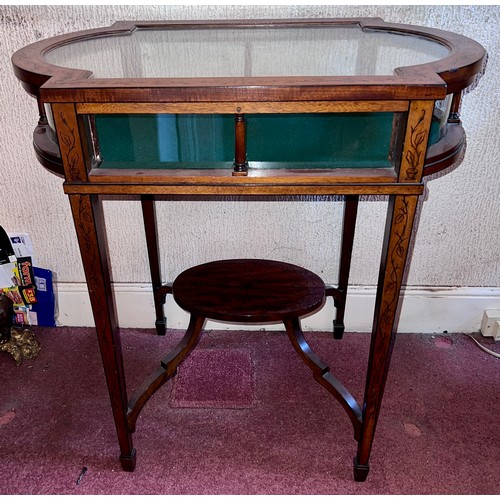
[
  {"x1": 379, "y1": 196, "x2": 418, "y2": 328},
  {"x1": 52, "y1": 103, "x2": 88, "y2": 183},
  {"x1": 401, "y1": 101, "x2": 435, "y2": 182},
  {"x1": 355, "y1": 193, "x2": 420, "y2": 481}
]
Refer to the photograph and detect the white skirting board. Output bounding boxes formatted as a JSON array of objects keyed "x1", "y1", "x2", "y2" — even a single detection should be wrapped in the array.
[{"x1": 53, "y1": 283, "x2": 500, "y2": 334}]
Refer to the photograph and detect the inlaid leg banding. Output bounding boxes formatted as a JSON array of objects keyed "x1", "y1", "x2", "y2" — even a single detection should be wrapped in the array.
[{"x1": 354, "y1": 195, "x2": 419, "y2": 481}]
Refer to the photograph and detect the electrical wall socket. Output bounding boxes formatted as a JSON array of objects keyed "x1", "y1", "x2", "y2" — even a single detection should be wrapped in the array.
[{"x1": 480, "y1": 309, "x2": 500, "y2": 341}]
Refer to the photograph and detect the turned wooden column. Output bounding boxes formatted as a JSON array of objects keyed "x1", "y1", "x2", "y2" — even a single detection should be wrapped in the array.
[{"x1": 233, "y1": 113, "x2": 248, "y2": 175}]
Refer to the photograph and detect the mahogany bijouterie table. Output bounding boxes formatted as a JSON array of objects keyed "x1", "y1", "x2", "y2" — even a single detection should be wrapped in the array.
[{"x1": 11, "y1": 18, "x2": 486, "y2": 481}]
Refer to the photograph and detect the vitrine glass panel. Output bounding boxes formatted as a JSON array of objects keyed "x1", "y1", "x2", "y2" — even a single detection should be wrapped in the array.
[
  {"x1": 91, "y1": 112, "x2": 444, "y2": 170},
  {"x1": 94, "y1": 114, "x2": 234, "y2": 169},
  {"x1": 245, "y1": 113, "x2": 394, "y2": 168}
]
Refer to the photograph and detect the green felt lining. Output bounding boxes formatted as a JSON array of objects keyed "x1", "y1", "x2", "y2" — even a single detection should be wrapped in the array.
[{"x1": 93, "y1": 112, "x2": 441, "y2": 170}]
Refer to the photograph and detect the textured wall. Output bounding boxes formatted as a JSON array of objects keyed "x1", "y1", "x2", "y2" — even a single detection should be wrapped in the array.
[{"x1": 1, "y1": 5, "x2": 499, "y2": 288}]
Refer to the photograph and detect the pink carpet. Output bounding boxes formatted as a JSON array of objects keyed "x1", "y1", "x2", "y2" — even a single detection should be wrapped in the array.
[
  {"x1": 171, "y1": 348, "x2": 255, "y2": 408},
  {"x1": 0, "y1": 326, "x2": 499, "y2": 494}
]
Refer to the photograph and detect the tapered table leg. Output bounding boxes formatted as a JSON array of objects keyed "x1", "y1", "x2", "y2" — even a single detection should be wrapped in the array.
[
  {"x1": 334, "y1": 195, "x2": 359, "y2": 339},
  {"x1": 141, "y1": 195, "x2": 167, "y2": 335},
  {"x1": 354, "y1": 194, "x2": 419, "y2": 481},
  {"x1": 69, "y1": 194, "x2": 136, "y2": 471}
]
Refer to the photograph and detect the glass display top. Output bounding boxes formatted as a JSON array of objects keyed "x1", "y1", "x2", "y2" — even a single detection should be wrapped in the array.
[
  {"x1": 44, "y1": 25, "x2": 451, "y2": 79},
  {"x1": 12, "y1": 18, "x2": 487, "y2": 180}
]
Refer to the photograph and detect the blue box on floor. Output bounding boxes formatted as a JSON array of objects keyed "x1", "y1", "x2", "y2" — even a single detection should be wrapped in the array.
[{"x1": 31, "y1": 267, "x2": 56, "y2": 327}]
